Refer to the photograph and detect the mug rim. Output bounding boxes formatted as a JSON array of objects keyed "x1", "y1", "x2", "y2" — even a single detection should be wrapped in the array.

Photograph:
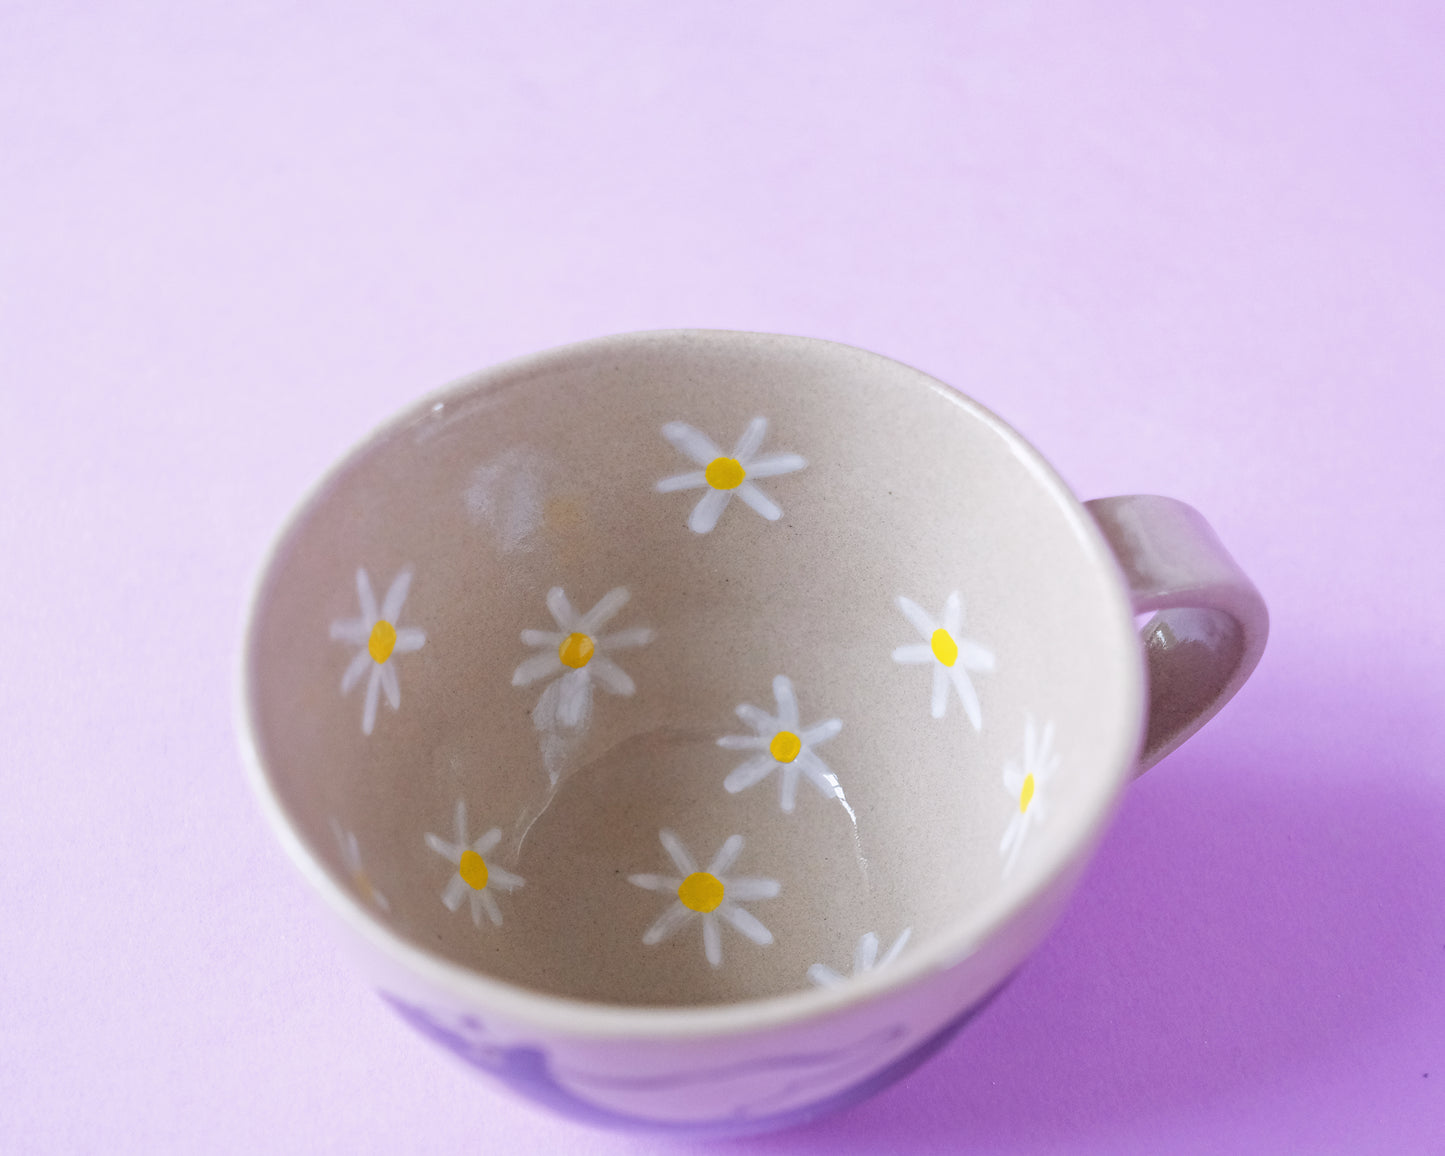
[{"x1": 235, "y1": 328, "x2": 1145, "y2": 1041}]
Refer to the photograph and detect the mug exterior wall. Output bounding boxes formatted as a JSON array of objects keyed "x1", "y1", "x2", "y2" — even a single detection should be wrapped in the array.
[{"x1": 327, "y1": 845, "x2": 1093, "y2": 1135}]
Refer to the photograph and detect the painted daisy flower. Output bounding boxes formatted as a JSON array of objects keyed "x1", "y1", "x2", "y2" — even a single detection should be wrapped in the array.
[
  {"x1": 807, "y1": 928, "x2": 912, "y2": 989},
  {"x1": 1000, "y1": 716, "x2": 1060, "y2": 876},
  {"x1": 628, "y1": 830, "x2": 780, "y2": 968},
  {"x1": 512, "y1": 587, "x2": 654, "y2": 731},
  {"x1": 425, "y1": 800, "x2": 525, "y2": 927},
  {"x1": 329, "y1": 818, "x2": 389, "y2": 913},
  {"x1": 330, "y1": 567, "x2": 427, "y2": 735},
  {"x1": 718, "y1": 675, "x2": 844, "y2": 813},
  {"x1": 891, "y1": 591, "x2": 994, "y2": 728},
  {"x1": 655, "y1": 417, "x2": 806, "y2": 534}
]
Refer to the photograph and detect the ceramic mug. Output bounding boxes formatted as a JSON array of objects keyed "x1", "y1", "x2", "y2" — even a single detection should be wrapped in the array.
[{"x1": 237, "y1": 330, "x2": 1267, "y2": 1136}]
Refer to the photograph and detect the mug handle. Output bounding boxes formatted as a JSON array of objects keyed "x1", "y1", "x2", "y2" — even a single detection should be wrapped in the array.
[{"x1": 1084, "y1": 495, "x2": 1269, "y2": 773}]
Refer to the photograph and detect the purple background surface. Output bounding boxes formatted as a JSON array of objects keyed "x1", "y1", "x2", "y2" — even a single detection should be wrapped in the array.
[{"x1": 3, "y1": 3, "x2": 1443, "y2": 1152}]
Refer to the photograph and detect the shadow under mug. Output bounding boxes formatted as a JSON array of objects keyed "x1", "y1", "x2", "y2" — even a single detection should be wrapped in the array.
[{"x1": 238, "y1": 330, "x2": 1267, "y2": 1136}]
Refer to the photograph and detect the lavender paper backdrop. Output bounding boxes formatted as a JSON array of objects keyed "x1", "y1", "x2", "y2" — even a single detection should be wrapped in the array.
[{"x1": 2, "y1": 3, "x2": 1442, "y2": 1152}]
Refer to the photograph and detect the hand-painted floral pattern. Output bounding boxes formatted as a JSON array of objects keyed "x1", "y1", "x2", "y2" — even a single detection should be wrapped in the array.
[
  {"x1": 512, "y1": 587, "x2": 654, "y2": 731},
  {"x1": 807, "y1": 928, "x2": 911, "y2": 988},
  {"x1": 629, "y1": 830, "x2": 780, "y2": 968},
  {"x1": 330, "y1": 566, "x2": 427, "y2": 735},
  {"x1": 330, "y1": 818, "x2": 389, "y2": 913},
  {"x1": 891, "y1": 591, "x2": 994, "y2": 728},
  {"x1": 1000, "y1": 716, "x2": 1060, "y2": 876},
  {"x1": 655, "y1": 417, "x2": 806, "y2": 533},
  {"x1": 718, "y1": 675, "x2": 844, "y2": 813},
  {"x1": 426, "y1": 800, "x2": 525, "y2": 927}
]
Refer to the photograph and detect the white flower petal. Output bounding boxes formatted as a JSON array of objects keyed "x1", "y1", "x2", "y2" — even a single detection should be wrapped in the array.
[
  {"x1": 896, "y1": 596, "x2": 936, "y2": 638},
  {"x1": 891, "y1": 643, "x2": 933, "y2": 665},
  {"x1": 879, "y1": 928, "x2": 912, "y2": 968},
  {"x1": 735, "y1": 703, "x2": 775, "y2": 732},
  {"x1": 393, "y1": 627, "x2": 427, "y2": 653},
  {"x1": 809, "y1": 964, "x2": 846, "y2": 988},
  {"x1": 453, "y1": 799, "x2": 469, "y2": 846},
  {"x1": 479, "y1": 890, "x2": 503, "y2": 926},
  {"x1": 724, "y1": 753, "x2": 778, "y2": 793},
  {"x1": 628, "y1": 873, "x2": 680, "y2": 892},
  {"x1": 732, "y1": 416, "x2": 768, "y2": 460},
  {"x1": 663, "y1": 422, "x2": 722, "y2": 466},
  {"x1": 1000, "y1": 815, "x2": 1022, "y2": 855},
  {"x1": 930, "y1": 663, "x2": 949, "y2": 719},
  {"x1": 659, "y1": 829, "x2": 697, "y2": 875},
  {"x1": 489, "y1": 866, "x2": 525, "y2": 891},
  {"x1": 475, "y1": 828, "x2": 503, "y2": 855},
  {"x1": 442, "y1": 874, "x2": 469, "y2": 911},
  {"x1": 799, "y1": 717, "x2": 842, "y2": 746},
  {"x1": 720, "y1": 876, "x2": 780, "y2": 901},
  {"x1": 656, "y1": 470, "x2": 707, "y2": 493},
  {"x1": 578, "y1": 587, "x2": 630, "y2": 632},
  {"x1": 1002, "y1": 758, "x2": 1026, "y2": 790},
  {"x1": 546, "y1": 586, "x2": 578, "y2": 630},
  {"x1": 717, "y1": 733, "x2": 768, "y2": 751},
  {"x1": 330, "y1": 618, "x2": 371, "y2": 645},
  {"x1": 426, "y1": 832, "x2": 462, "y2": 862},
  {"x1": 702, "y1": 913, "x2": 723, "y2": 967},
  {"x1": 688, "y1": 488, "x2": 731, "y2": 533},
  {"x1": 957, "y1": 639, "x2": 995, "y2": 671},
  {"x1": 771, "y1": 675, "x2": 799, "y2": 728},
  {"x1": 340, "y1": 648, "x2": 371, "y2": 694},
  {"x1": 379, "y1": 662, "x2": 400, "y2": 710},
  {"x1": 556, "y1": 667, "x2": 593, "y2": 728},
  {"x1": 362, "y1": 667, "x2": 382, "y2": 734},
  {"x1": 948, "y1": 664, "x2": 983, "y2": 730},
  {"x1": 707, "y1": 834, "x2": 744, "y2": 875},
  {"x1": 855, "y1": 932, "x2": 880, "y2": 973},
  {"x1": 719, "y1": 903, "x2": 773, "y2": 946},
  {"x1": 780, "y1": 766, "x2": 801, "y2": 813},
  {"x1": 596, "y1": 626, "x2": 654, "y2": 650},
  {"x1": 521, "y1": 629, "x2": 565, "y2": 647},
  {"x1": 734, "y1": 481, "x2": 782, "y2": 520},
  {"x1": 532, "y1": 678, "x2": 561, "y2": 732},
  {"x1": 745, "y1": 452, "x2": 806, "y2": 479},
  {"x1": 381, "y1": 568, "x2": 413, "y2": 622},
  {"x1": 796, "y1": 749, "x2": 840, "y2": 797},
  {"x1": 942, "y1": 590, "x2": 962, "y2": 635},
  {"x1": 1004, "y1": 826, "x2": 1027, "y2": 876},
  {"x1": 643, "y1": 900, "x2": 693, "y2": 945},
  {"x1": 588, "y1": 654, "x2": 635, "y2": 696},
  {"x1": 512, "y1": 650, "x2": 564, "y2": 687},
  {"x1": 355, "y1": 569, "x2": 378, "y2": 624}
]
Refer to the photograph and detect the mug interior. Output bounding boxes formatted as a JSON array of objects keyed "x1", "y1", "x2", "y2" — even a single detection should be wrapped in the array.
[{"x1": 243, "y1": 331, "x2": 1141, "y2": 1009}]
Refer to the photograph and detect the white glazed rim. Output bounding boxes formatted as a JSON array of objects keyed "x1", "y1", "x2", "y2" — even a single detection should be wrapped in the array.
[{"x1": 235, "y1": 328, "x2": 1146, "y2": 1042}]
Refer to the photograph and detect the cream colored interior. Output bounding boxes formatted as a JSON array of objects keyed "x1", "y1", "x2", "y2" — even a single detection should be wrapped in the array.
[{"x1": 245, "y1": 331, "x2": 1140, "y2": 1007}]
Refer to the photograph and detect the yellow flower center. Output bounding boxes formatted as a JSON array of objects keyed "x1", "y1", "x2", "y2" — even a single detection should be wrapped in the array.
[
  {"x1": 678, "y1": 871, "x2": 724, "y2": 913},
  {"x1": 558, "y1": 632, "x2": 595, "y2": 669},
  {"x1": 1019, "y1": 774, "x2": 1035, "y2": 814},
  {"x1": 459, "y1": 849, "x2": 490, "y2": 890},
  {"x1": 368, "y1": 620, "x2": 397, "y2": 663},
  {"x1": 769, "y1": 730, "x2": 802, "y2": 763},
  {"x1": 930, "y1": 627, "x2": 958, "y2": 667},
  {"x1": 704, "y1": 457, "x2": 746, "y2": 490}
]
